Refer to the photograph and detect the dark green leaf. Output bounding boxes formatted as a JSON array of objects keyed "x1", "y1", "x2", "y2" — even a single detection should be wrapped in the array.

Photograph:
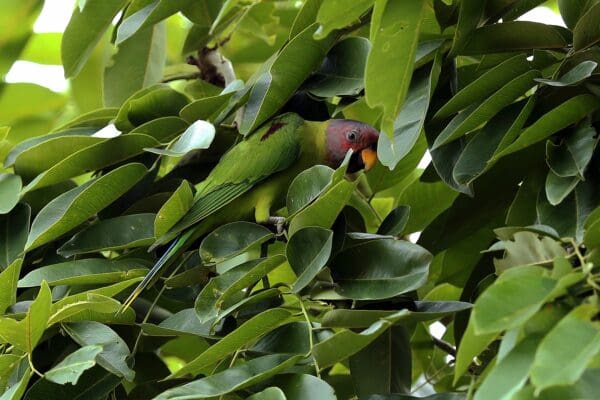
[
  {"x1": 286, "y1": 165, "x2": 334, "y2": 216},
  {"x1": 573, "y1": 2, "x2": 600, "y2": 50},
  {"x1": 0, "y1": 174, "x2": 21, "y2": 215},
  {"x1": 0, "y1": 203, "x2": 29, "y2": 270},
  {"x1": 286, "y1": 226, "x2": 333, "y2": 292},
  {"x1": 0, "y1": 259, "x2": 22, "y2": 315},
  {"x1": 63, "y1": 321, "x2": 135, "y2": 381},
  {"x1": 44, "y1": 345, "x2": 102, "y2": 385},
  {"x1": 535, "y1": 60, "x2": 598, "y2": 87},
  {"x1": 199, "y1": 222, "x2": 274, "y2": 263},
  {"x1": 546, "y1": 124, "x2": 597, "y2": 179},
  {"x1": 275, "y1": 374, "x2": 336, "y2": 400},
  {"x1": 377, "y1": 205, "x2": 410, "y2": 236},
  {"x1": 57, "y1": 214, "x2": 156, "y2": 257}
]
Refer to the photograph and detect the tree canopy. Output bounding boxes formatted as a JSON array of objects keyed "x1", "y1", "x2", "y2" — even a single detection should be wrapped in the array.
[{"x1": 0, "y1": 0, "x2": 600, "y2": 399}]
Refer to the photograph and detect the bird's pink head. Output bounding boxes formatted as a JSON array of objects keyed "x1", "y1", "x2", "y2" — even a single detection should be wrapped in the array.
[{"x1": 326, "y1": 119, "x2": 379, "y2": 172}]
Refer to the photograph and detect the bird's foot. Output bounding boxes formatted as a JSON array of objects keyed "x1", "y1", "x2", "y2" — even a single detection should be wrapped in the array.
[{"x1": 266, "y1": 216, "x2": 286, "y2": 236}]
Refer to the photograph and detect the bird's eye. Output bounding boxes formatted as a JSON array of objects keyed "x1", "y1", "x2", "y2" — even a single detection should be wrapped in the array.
[{"x1": 347, "y1": 130, "x2": 358, "y2": 141}]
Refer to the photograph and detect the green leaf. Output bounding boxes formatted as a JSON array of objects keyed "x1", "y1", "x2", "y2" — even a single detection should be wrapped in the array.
[
  {"x1": 115, "y1": 85, "x2": 190, "y2": 131},
  {"x1": 312, "y1": 310, "x2": 409, "y2": 368},
  {"x1": 252, "y1": 322, "x2": 310, "y2": 355},
  {"x1": 44, "y1": 345, "x2": 103, "y2": 385},
  {"x1": 286, "y1": 165, "x2": 334, "y2": 216},
  {"x1": 321, "y1": 301, "x2": 471, "y2": 329},
  {"x1": 459, "y1": 22, "x2": 571, "y2": 55},
  {"x1": 275, "y1": 374, "x2": 336, "y2": 400},
  {"x1": 195, "y1": 256, "x2": 284, "y2": 323},
  {"x1": 12, "y1": 134, "x2": 103, "y2": 181},
  {"x1": 286, "y1": 226, "x2": 333, "y2": 292},
  {"x1": 169, "y1": 308, "x2": 292, "y2": 378},
  {"x1": 349, "y1": 326, "x2": 411, "y2": 396},
  {"x1": 246, "y1": 387, "x2": 286, "y2": 400},
  {"x1": 558, "y1": 0, "x2": 600, "y2": 29},
  {"x1": 18, "y1": 258, "x2": 149, "y2": 287},
  {"x1": 314, "y1": 0, "x2": 374, "y2": 38},
  {"x1": 141, "y1": 308, "x2": 214, "y2": 338},
  {"x1": 452, "y1": 100, "x2": 529, "y2": 185},
  {"x1": 530, "y1": 305, "x2": 600, "y2": 392},
  {"x1": 454, "y1": 316, "x2": 498, "y2": 383},
  {"x1": 239, "y1": 23, "x2": 336, "y2": 135},
  {"x1": 496, "y1": 95, "x2": 600, "y2": 158},
  {"x1": 535, "y1": 60, "x2": 598, "y2": 87},
  {"x1": 377, "y1": 205, "x2": 410, "y2": 236},
  {"x1": 546, "y1": 124, "x2": 597, "y2": 179},
  {"x1": 63, "y1": 321, "x2": 135, "y2": 381},
  {"x1": 0, "y1": 174, "x2": 21, "y2": 214},
  {"x1": 130, "y1": 116, "x2": 188, "y2": 143},
  {"x1": 365, "y1": 0, "x2": 426, "y2": 138},
  {"x1": 57, "y1": 214, "x2": 156, "y2": 257},
  {"x1": 104, "y1": 23, "x2": 167, "y2": 107},
  {"x1": 545, "y1": 172, "x2": 580, "y2": 206},
  {"x1": 23, "y1": 366, "x2": 121, "y2": 400},
  {"x1": 48, "y1": 293, "x2": 123, "y2": 325},
  {"x1": 432, "y1": 70, "x2": 540, "y2": 149},
  {"x1": 0, "y1": 204, "x2": 29, "y2": 270},
  {"x1": 378, "y1": 53, "x2": 441, "y2": 169},
  {"x1": 116, "y1": 0, "x2": 192, "y2": 44},
  {"x1": 62, "y1": 0, "x2": 127, "y2": 77},
  {"x1": 473, "y1": 336, "x2": 540, "y2": 400},
  {"x1": 26, "y1": 163, "x2": 147, "y2": 251},
  {"x1": 22, "y1": 134, "x2": 160, "y2": 193},
  {"x1": 0, "y1": 281, "x2": 51, "y2": 353},
  {"x1": 331, "y1": 239, "x2": 431, "y2": 300},
  {"x1": 472, "y1": 266, "x2": 557, "y2": 335},
  {"x1": 434, "y1": 54, "x2": 531, "y2": 120},
  {"x1": 0, "y1": 367, "x2": 32, "y2": 400},
  {"x1": 305, "y1": 37, "x2": 370, "y2": 97},
  {"x1": 200, "y1": 222, "x2": 274, "y2": 263},
  {"x1": 288, "y1": 179, "x2": 356, "y2": 236},
  {"x1": 493, "y1": 231, "x2": 567, "y2": 272},
  {"x1": 156, "y1": 354, "x2": 302, "y2": 399},
  {"x1": 290, "y1": 0, "x2": 322, "y2": 39},
  {"x1": 179, "y1": 91, "x2": 238, "y2": 123},
  {"x1": 573, "y1": 2, "x2": 600, "y2": 50},
  {"x1": 145, "y1": 120, "x2": 215, "y2": 156},
  {"x1": 451, "y1": 0, "x2": 486, "y2": 55},
  {"x1": 0, "y1": 259, "x2": 22, "y2": 314},
  {"x1": 154, "y1": 180, "x2": 193, "y2": 237}
]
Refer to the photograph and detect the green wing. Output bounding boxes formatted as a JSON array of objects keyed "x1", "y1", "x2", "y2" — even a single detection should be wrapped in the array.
[{"x1": 159, "y1": 112, "x2": 304, "y2": 241}]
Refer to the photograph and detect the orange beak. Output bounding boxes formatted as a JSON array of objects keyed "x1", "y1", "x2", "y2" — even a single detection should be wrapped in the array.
[{"x1": 361, "y1": 147, "x2": 377, "y2": 171}]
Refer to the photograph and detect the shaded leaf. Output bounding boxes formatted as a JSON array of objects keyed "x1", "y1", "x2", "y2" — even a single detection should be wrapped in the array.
[
  {"x1": 573, "y1": 2, "x2": 600, "y2": 50},
  {"x1": 286, "y1": 226, "x2": 333, "y2": 292},
  {"x1": 154, "y1": 180, "x2": 194, "y2": 237},
  {"x1": 0, "y1": 203, "x2": 30, "y2": 270},
  {"x1": 0, "y1": 174, "x2": 21, "y2": 215},
  {"x1": 535, "y1": 60, "x2": 598, "y2": 87},
  {"x1": 44, "y1": 345, "x2": 103, "y2": 385},
  {"x1": 286, "y1": 165, "x2": 334, "y2": 216},
  {"x1": 0, "y1": 259, "x2": 22, "y2": 314},
  {"x1": 200, "y1": 222, "x2": 274, "y2": 263}
]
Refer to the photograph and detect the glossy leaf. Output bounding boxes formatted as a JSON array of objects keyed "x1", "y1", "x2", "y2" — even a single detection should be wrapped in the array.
[
  {"x1": 286, "y1": 165, "x2": 334, "y2": 216},
  {"x1": 535, "y1": 60, "x2": 598, "y2": 87},
  {"x1": 169, "y1": 308, "x2": 292, "y2": 378},
  {"x1": 546, "y1": 124, "x2": 597, "y2": 179},
  {"x1": 57, "y1": 214, "x2": 156, "y2": 257},
  {"x1": 26, "y1": 163, "x2": 147, "y2": 250},
  {"x1": 365, "y1": 0, "x2": 426, "y2": 138},
  {"x1": 0, "y1": 204, "x2": 30, "y2": 270},
  {"x1": 331, "y1": 239, "x2": 431, "y2": 300},
  {"x1": 199, "y1": 222, "x2": 274, "y2": 263},
  {"x1": 155, "y1": 354, "x2": 302, "y2": 400},
  {"x1": 377, "y1": 205, "x2": 410, "y2": 236},
  {"x1": 275, "y1": 374, "x2": 336, "y2": 400},
  {"x1": 18, "y1": 258, "x2": 149, "y2": 287},
  {"x1": 145, "y1": 120, "x2": 215, "y2": 156},
  {"x1": 472, "y1": 266, "x2": 557, "y2": 334},
  {"x1": 154, "y1": 180, "x2": 194, "y2": 237},
  {"x1": 23, "y1": 367, "x2": 121, "y2": 400},
  {"x1": 0, "y1": 174, "x2": 21, "y2": 214},
  {"x1": 63, "y1": 321, "x2": 135, "y2": 381},
  {"x1": 573, "y1": 2, "x2": 600, "y2": 50},
  {"x1": 305, "y1": 37, "x2": 370, "y2": 97},
  {"x1": 44, "y1": 345, "x2": 102, "y2": 385},
  {"x1": 530, "y1": 305, "x2": 600, "y2": 391},
  {"x1": 314, "y1": 0, "x2": 374, "y2": 39},
  {"x1": 286, "y1": 226, "x2": 333, "y2": 292},
  {"x1": 0, "y1": 259, "x2": 22, "y2": 314}
]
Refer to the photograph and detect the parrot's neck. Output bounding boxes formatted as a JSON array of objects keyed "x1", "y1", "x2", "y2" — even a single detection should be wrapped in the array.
[{"x1": 298, "y1": 120, "x2": 328, "y2": 166}]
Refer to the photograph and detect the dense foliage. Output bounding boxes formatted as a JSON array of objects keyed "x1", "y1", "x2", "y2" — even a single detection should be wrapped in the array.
[{"x1": 1, "y1": 0, "x2": 600, "y2": 399}]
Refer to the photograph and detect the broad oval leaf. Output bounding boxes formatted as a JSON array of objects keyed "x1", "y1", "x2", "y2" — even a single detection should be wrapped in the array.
[
  {"x1": 57, "y1": 214, "x2": 156, "y2": 257},
  {"x1": 330, "y1": 239, "x2": 431, "y2": 300},
  {"x1": 573, "y1": 2, "x2": 600, "y2": 50},
  {"x1": 154, "y1": 180, "x2": 194, "y2": 237},
  {"x1": 377, "y1": 205, "x2": 410, "y2": 236},
  {"x1": 314, "y1": 0, "x2": 374, "y2": 39},
  {"x1": 44, "y1": 345, "x2": 102, "y2": 385},
  {"x1": 0, "y1": 174, "x2": 21, "y2": 214},
  {"x1": 286, "y1": 165, "x2": 334, "y2": 216},
  {"x1": 25, "y1": 163, "x2": 147, "y2": 251},
  {"x1": 200, "y1": 221, "x2": 274, "y2": 263},
  {"x1": 305, "y1": 37, "x2": 371, "y2": 97},
  {"x1": 472, "y1": 266, "x2": 557, "y2": 335},
  {"x1": 145, "y1": 120, "x2": 215, "y2": 156},
  {"x1": 18, "y1": 258, "x2": 149, "y2": 287},
  {"x1": 63, "y1": 321, "x2": 135, "y2": 381},
  {"x1": 286, "y1": 226, "x2": 333, "y2": 292},
  {"x1": 275, "y1": 374, "x2": 336, "y2": 400}
]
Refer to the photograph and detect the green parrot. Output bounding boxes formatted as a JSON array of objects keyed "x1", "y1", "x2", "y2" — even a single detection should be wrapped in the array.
[{"x1": 122, "y1": 112, "x2": 379, "y2": 308}]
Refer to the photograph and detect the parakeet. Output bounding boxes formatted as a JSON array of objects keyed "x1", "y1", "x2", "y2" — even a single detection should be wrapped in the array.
[{"x1": 123, "y1": 112, "x2": 379, "y2": 308}]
